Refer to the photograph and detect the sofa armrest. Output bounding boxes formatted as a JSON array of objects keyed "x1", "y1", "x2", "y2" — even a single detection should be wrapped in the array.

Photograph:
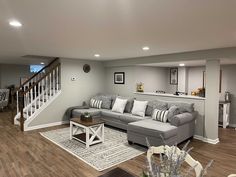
[{"x1": 170, "y1": 112, "x2": 196, "y2": 126}]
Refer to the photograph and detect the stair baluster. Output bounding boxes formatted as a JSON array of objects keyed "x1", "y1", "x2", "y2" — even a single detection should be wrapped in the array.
[{"x1": 14, "y1": 58, "x2": 60, "y2": 131}]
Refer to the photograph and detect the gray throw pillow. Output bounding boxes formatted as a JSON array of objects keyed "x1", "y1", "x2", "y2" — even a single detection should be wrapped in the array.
[
  {"x1": 168, "y1": 102, "x2": 194, "y2": 113},
  {"x1": 115, "y1": 97, "x2": 134, "y2": 113},
  {"x1": 111, "y1": 95, "x2": 118, "y2": 109},
  {"x1": 167, "y1": 105, "x2": 180, "y2": 122},
  {"x1": 124, "y1": 98, "x2": 134, "y2": 113},
  {"x1": 146, "y1": 100, "x2": 168, "y2": 116}
]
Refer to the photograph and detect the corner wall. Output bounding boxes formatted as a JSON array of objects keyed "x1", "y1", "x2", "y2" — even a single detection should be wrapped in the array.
[
  {"x1": 28, "y1": 59, "x2": 105, "y2": 127},
  {"x1": 0, "y1": 64, "x2": 32, "y2": 88}
]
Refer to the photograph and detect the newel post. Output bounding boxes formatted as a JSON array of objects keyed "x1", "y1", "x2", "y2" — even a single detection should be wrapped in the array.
[{"x1": 19, "y1": 90, "x2": 25, "y2": 131}]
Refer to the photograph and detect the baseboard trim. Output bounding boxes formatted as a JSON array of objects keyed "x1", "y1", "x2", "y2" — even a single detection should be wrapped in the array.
[
  {"x1": 25, "y1": 120, "x2": 69, "y2": 131},
  {"x1": 194, "y1": 135, "x2": 220, "y2": 144}
]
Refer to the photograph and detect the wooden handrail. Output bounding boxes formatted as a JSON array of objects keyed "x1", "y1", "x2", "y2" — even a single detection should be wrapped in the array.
[
  {"x1": 23, "y1": 63, "x2": 61, "y2": 95},
  {"x1": 17, "y1": 57, "x2": 59, "y2": 91}
]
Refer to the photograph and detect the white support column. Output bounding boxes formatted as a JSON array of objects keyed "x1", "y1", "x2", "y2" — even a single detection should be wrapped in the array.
[{"x1": 205, "y1": 60, "x2": 220, "y2": 143}]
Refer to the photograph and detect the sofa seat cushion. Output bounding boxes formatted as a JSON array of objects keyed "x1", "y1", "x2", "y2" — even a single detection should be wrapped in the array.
[
  {"x1": 120, "y1": 113, "x2": 150, "y2": 123},
  {"x1": 71, "y1": 108, "x2": 102, "y2": 118},
  {"x1": 101, "y1": 109, "x2": 121, "y2": 119},
  {"x1": 128, "y1": 119, "x2": 178, "y2": 139}
]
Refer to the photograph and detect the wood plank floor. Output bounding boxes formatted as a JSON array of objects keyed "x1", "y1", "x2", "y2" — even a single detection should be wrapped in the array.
[{"x1": 0, "y1": 110, "x2": 236, "y2": 177}]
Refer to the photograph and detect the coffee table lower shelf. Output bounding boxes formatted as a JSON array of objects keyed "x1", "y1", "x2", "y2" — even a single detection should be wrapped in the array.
[{"x1": 73, "y1": 133, "x2": 99, "y2": 144}]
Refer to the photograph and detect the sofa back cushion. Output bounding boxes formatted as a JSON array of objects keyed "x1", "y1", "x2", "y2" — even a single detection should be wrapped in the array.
[
  {"x1": 168, "y1": 101, "x2": 194, "y2": 113},
  {"x1": 167, "y1": 105, "x2": 180, "y2": 122},
  {"x1": 112, "y1": 98, "x2": 128, "y2": 113},
  {"x1": 131, "y1": 100, "x2": 148, "y2": 117},
  {"x1": 90, "y1": 98, "x2": 102, "y2": 109},
  {"x1": 146, "y1": 100, "x2": 168, "y2": 116},
  {"x1": 152, "y1": 109, "x2": 169, "y2": 123}
]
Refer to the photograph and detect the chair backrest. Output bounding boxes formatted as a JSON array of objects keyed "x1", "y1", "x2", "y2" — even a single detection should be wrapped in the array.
[{"x1": 147, "y1": 145, "x2": 203, "y2": 177}]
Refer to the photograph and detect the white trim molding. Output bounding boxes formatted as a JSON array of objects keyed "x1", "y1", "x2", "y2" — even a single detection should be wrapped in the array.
[
  {"x1": 194, "y1": 135, "x2": 220, "y2": 144},
  {"x1": 25, "y1": 120, "x2": 69, "y2": 131}
]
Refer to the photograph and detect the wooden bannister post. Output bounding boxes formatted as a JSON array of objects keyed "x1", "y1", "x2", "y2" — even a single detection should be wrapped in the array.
[{"x1": 19, "y1": 90, "x2": 25, "y2": 131}]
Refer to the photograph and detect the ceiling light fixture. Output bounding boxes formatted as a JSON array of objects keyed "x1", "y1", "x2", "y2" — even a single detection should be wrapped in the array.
[
  {"x1": 94, "y1": 54, "x2": 100, "y2": 58},
  {"x1": 9, "y1": 20, "x2": 22, "y2": 27},
  {"x1": 142, "y1": 46, "x2": 150, "y2": 51},
  {"x1": 40, "y1": 62, "x2": 45, "y2": 65},
  {"x1": 179, "y1": 63, "x2": 185, "y2": 67}
]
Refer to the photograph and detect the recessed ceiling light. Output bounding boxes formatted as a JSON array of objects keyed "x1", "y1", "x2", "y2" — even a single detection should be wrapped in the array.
[
  {"x1": 40, "y1": 62, "x2": 45, "y2": 65},
  {"x1": 9, "y1": 20, "x2": 22, "y2": 27},
  {"x1": 94, "y1": 54, "x2": 100, "y2": 58},
  {"x1": 179, "y1": 63, "x2": 185, "y2": 67},
  {"x1": 142, "y1": 46, "x2": 150, "y2": 51}
]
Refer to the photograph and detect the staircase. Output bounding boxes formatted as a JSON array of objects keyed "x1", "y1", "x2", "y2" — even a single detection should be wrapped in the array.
[{"x1": 14, "y1": 58, "x2": 61, "y2": 131}]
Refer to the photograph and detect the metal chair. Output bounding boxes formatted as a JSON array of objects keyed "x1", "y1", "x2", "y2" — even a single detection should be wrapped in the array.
[{"x1": 0, "y1": 89, "x2": 10, "y2": 110}]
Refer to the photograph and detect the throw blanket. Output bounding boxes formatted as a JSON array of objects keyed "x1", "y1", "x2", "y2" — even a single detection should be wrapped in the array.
[{"x1": 64, "y1": 104, "x2": 89, "y2": 120}]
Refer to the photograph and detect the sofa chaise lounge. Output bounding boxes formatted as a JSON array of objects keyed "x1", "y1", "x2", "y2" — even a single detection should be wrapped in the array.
[{"x1": 70, "y1": 94, "x2": 196, "y2": 147}]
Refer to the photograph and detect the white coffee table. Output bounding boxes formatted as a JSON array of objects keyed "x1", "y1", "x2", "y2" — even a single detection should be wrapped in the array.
[{"x1": 70, "y1": 118, "x2": 105, "y2": 148}]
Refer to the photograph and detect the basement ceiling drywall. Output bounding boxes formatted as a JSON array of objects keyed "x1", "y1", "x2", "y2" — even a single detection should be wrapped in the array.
[
  {"x1": 139, "y1": 59, "x2": 236, "y2": 67},
  {"x1": 1, "y1": 0, "x2": 236, "y2": 63}
]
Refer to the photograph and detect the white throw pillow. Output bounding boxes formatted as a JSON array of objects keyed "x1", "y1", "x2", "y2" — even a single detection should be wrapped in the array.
[
  {"x1": 131, "y1": 100, "x2": 148, "y2": 117},
  {"x1": 152, "y1": 109, "x2": 169, "y2": 123},
  {"x1": 112, "y1": 98, "x2": 128, "y2": 114}
]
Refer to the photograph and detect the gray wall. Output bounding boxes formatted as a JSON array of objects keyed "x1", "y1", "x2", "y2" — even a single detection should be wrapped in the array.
[
  {"x1": 29, "y1": 59, "x2": 105, "y2": 126},
  {"x1": 220, "y1": 65, "x2": 236, "y2": 125},
  {"x1": 187, "y1": 66, "x2": 205, "y2": 94},
  {"x1": 0, "y1": 64, "x2": 32, "y2": 88},
  {"x1": 105, "y1": 66, "x2": 169, "y2": 96},
  {"x1": 185, "y1": 64, "x2": 236, "y2": 125}
]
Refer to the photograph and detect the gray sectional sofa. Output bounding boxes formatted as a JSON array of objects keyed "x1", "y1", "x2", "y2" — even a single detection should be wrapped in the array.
[{"x1": 71, "y1": 94, "x2": 197, "y2": 147}]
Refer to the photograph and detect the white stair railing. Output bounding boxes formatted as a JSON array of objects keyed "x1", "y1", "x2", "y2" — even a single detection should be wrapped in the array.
[{"x1": 15, "y1": 60, "x2": 60, "y2": 131}]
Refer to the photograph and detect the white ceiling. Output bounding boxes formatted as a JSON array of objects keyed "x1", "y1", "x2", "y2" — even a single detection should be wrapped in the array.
[
  {"x1": 140, "y1": 59, "x2": 236, "y2": 67},
  {"x1": 1, "y1": 0, "x2": 236, "y2": 63}
]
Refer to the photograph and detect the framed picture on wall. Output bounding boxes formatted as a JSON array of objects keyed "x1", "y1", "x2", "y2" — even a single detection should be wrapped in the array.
[
  {"x1": 114, "y1": 72, "x2": 125, "y2": 84},
  {"x1": 170, "y1": 68, "x2": 178, "y2": 85}
]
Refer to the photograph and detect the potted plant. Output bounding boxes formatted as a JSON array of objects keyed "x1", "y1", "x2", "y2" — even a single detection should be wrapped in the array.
[{"x1": 81, "y1": 112, "x2": 92, "y2": 122}]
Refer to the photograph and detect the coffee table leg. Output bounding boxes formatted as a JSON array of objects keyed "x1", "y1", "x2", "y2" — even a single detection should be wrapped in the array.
[
  {"x1": 86, "y1": 127, "x2": 89, "y2": 148},
  {"x1": 102, "y1": 124, "x2": 104, "y2": 143}
]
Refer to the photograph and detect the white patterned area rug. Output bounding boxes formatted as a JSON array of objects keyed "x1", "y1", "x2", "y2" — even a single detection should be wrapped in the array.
[{"x1": 40, "y1": 127, "x2": 146, "y2": 171}]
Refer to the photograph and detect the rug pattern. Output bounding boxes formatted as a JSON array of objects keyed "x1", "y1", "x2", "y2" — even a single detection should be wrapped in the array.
[{"x1": 40, "y1": 127, "x2": 146, "y2": 171}]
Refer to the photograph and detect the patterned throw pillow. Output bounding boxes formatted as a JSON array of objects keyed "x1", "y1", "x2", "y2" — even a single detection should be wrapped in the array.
[
  {"x1": 90, "y1": 99, "x2": 102, "y2": 109},
  {"x1": 152, "y1": 109, "x2": 169, "y2": 123},
  {"x1": 0, "y1": 92, "x2": 6, "y2": 101}
]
